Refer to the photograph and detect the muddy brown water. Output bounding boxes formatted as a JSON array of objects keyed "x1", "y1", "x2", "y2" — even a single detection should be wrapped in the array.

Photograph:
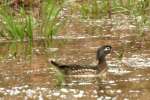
[{"x1": 0, "y1": 33, "x2": 150, "y2": 100}]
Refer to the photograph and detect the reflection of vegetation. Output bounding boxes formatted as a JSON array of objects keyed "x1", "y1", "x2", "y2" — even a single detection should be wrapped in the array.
[{"x1": 0, "y1": 42, "x2": 33, "y2": 62}]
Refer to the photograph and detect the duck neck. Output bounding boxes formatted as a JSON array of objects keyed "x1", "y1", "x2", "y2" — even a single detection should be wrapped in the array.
[{"x1": 97, "y1": 58, "x2": 107, "y2": 72}]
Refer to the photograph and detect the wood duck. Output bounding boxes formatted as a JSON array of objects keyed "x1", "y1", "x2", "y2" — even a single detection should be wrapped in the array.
[{"x1": 51, "y1": 45, "x2": 112, "y2": 76}]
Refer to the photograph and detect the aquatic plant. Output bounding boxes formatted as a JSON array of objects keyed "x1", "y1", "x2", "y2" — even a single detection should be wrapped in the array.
[
  {"x1": 80, "y1": 0, "x2": 150, "y2": 35},
  {"x1": 55, "y1": 70, "x2": 65, "y2": 86},
  {"x1": 25, "y1": 15, "x2": 34, "y2": 44},
  {"x1": 40, "y1": 0, "x2": 66, "y2": 40},
  {"x1": 112, "y1": 0, "x2": 150, "y2": 36},
  {"x1": 113, "y1": 0, "x2": 150, "y2": 36},
  {"x1": 131, "y1": 0, "x2": 150, "y2": 36},
  {"x1": 0, "y1": 6, "x2": 34, "y2": 43},
  {"x1": 116, "y1": 48, "x2": 124, "y2": 60},
  {"x1": 80, "y1": 0, "x2": 110, "y2": 19},
  {"x1": 0, "y1": 7, "x2": 24, "y2": 41}
]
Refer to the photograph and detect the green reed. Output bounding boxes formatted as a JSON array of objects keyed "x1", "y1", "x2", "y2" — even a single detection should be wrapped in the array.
[
  {"x1": 80, "y1": 0, "x2": 150, "y2": 36},
  {"x1": 0, "y1": 7, "x2": 24, "y2": 41},
  {"x1": 80, "y1": 0, "x2": 150, "y2": 18},
  {"x1": 25, "y1": 15, "x2": 34, "y2": 44},
  {"x1": 0, "y1": 6, "x2": 34, "y2": 43},
  {"x1": 80, "y1": 0, "x2": 109, "y2": 19},
  {"x1": 40, "y1": 0, "x2": 65, "y2": 40},
  {"x1": 112, "y1": 0, "x2": 150, "y2": 35}
]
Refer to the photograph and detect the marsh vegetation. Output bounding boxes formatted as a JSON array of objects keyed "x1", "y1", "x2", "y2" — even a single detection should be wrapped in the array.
[{"x1": 0, "y1": 0, "x2": 150, "y2": 99}]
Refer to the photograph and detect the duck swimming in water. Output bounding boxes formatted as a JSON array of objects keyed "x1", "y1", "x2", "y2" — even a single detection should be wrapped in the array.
[{"x1": 51, "y1": 45, "x2": 112, "y2": 76}]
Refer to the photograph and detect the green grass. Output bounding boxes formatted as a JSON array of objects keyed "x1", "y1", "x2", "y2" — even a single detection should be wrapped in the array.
[
  {"x1": 0, "y1": 6, "x2": 34, "y2": 43},
  {"x1": 0, "y1": 1, "x2": 67, "y2": 61},
  {"x1": 25, "y1": 15, "x2": 34, "y2": 44},
  {"x1": 80, "y1": 0, "x2": 109, "y2": 19},
  {"x1": 40, "y1": 0, "x2": 65, "y2": 38},
  {"x1": 79, "y1": 0, "x2": 150, "y2": 19},
  {"x1": 0, "y1": 8, "x2": 24, "y2": 41},
  {"x1": 0, "y1": 6, "x2": 34, "y2": 60},
  {"x1": 0, "y1": 0, "x2": 150, "y2": 44},
  {"x1": 39, "y1": 0, "x2": 66, "y2": 47},
  {"x1": 0, "y1": 0, "x2": 66, "y2": 42},
  {"x1": 79, "y1": 0, "x2": 150, "y2": 35}
]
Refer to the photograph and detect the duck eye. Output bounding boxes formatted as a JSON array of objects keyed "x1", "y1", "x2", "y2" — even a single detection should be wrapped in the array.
[{"x1": 104, "y1": 47, "x2": 111, "y2": 51}]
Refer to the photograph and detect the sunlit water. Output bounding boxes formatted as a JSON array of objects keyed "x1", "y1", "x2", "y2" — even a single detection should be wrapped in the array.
[
  {"x1": 0, "y1": 8, "x2": 150, "y2": 99},
  {"x1": 0, "y1": 32, "x2": 150, "y2": 100}
]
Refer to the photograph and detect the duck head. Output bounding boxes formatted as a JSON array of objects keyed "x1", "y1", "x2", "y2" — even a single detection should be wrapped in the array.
[{"x1": 96, "y1": 45, "x2": 112, "y2": 64}]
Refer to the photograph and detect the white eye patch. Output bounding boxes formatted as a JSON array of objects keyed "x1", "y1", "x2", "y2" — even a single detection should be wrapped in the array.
[{"x1": 104, "y1": 47, "x2": 111, "y2": 51}]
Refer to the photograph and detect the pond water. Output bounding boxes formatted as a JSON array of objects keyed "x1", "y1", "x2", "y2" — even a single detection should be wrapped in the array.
[{"x1": 0, "y1": 30, "x2": 150, "y2": 100}]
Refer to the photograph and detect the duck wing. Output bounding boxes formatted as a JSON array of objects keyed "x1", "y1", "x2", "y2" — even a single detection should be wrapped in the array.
[{"x1": 51, "y1": 60, "x2": 97, "y2": 74}]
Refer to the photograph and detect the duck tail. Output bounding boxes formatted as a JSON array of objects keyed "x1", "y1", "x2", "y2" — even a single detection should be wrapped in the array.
[{"x1": 51, "y1": 60, "x2": 61, "y2": 67}]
